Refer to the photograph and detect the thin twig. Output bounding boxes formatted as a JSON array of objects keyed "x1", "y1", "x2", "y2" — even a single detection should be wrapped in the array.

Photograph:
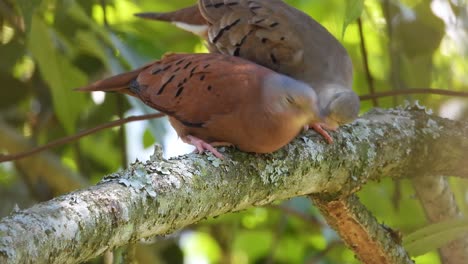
[
  {"x1": 117, "y1": 95, "x2": 129, "y2": 167},
  {"x1": 100, "y1": 0, "x2": 109, "y2": 27},
  {"x1": 358, "y1": 17, "x2": 378, "y2": 107},
  {"x1": 382, "y1": 0, "x2": 404, "y2": 106},
  {"x1": 359, "y1": 88, "x2": 468, "y2": 101},
  {"x1": 0, "y1": 113, "x2": 165, "y2": 163},
  {"x1": 267, "y1": 205, "x2": 321, "y2": 226}
]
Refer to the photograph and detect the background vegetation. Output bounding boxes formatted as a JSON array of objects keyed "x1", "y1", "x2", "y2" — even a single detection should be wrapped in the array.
[{"x1": 0, "y1": 0, "x2": 467, "y2": 263}]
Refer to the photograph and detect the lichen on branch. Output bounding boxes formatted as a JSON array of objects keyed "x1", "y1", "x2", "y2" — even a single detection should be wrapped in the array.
[{"x1": 0, "y1": 108, "x2": 467, "y2": 264}]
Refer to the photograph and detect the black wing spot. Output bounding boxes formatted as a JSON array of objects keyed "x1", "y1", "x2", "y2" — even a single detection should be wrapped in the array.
[
  {"x1": 206, "y1": 2, "x2": 223, "y2": 8},
  {"x1": 175, "y1": 86, "x2": 184, "y2": 97},
  {"x1": 129, "y1": 80, "x2": 142, "y2": 94},
  {"x1": 180, "y1": 120, "x2": 204, "y2": 128},
  {"x1": 183, "y1": 61, "x2": 192, "y2": 69},
  {"x1": 233, "y1": 47, "x2": 240, "y2": 56},
  {"x1": 157, "y1": 75, "x2": 175, "y2": 95},
  {"x1": 173, "y1": 67, "x2": 181, "y2": 72},
  {"x1": 227, "y1": 2, "x2": 238, "y2": 6},
  {"x1": 151, "y1": 68, "x2": 162, "y2": 75},
  {"x1": 200, "y1": 75, "x2": 206, "y2": 81},
  {"x1": 270, "y1": 54, "x2": 278, "y2": 64},
  {"x1": 254, "y1": 18, "x2": 265, "y2": 24},
  {"x1": 203, "y1": 64, "x2": 210, "y2": 69},
  {"x1": 175, "y1": 59, "x2": 185, "y2": 65},
  {"x1": 190, "y1": 65, "x2": 199, "y2": 77},
  {"x1": 212, "y1": 19, "x2": 241, "y2": 43},
  {"x1": 207, "y1": 85, "x2": 212, "y2": 91},
  {"x1": 270, "y1": 22, "x2": 279, "y2": 28},
  {"x1": 250, "y1": 6, "x2": 261, "y2": 11},
  {"x1": 261, "y1": 38, "x2": 267, "y2": 43},
  {"x1": 163, "y1": 65, "x2": 172, "y2": 71},
  {"x1": 281, "y1": 37, "x2": 285, "y2": 41}
]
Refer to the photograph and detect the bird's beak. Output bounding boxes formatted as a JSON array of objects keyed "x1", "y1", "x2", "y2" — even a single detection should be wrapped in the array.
[{"x1": 322, "y1": 118, "x2": 339, "y2": 131}]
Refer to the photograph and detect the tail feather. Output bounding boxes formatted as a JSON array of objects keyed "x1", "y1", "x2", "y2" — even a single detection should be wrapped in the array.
[
  {"x1": 75, "y1": 65, "x2": 150, "y2": 96},
  {"x1": 134, "y1": 5, "x2": 206, "y2": 25}
]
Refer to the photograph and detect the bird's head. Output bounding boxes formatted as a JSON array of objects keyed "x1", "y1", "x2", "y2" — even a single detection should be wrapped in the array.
[
  {"x1": 318, "y1": 84, "x2": 360, "y2": 130},
  {"x1": 263, "y1": 74, "x2": 323, "y2": 126}
]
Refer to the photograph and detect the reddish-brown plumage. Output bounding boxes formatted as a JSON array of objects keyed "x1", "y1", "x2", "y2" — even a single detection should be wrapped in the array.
[
  {"x1": 135, "y1": 0, "x2": 361, "y2": 143},
  {"x1": 77, "y1": 53, "x2": 321, "y2": 158}
]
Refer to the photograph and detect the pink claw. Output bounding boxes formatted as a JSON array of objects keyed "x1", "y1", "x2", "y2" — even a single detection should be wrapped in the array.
[
  {"x1": 185, "y1": 135, "x2": 224, "y2": 159},
  {"x1": 310, "y1": 123, "x2": 334, "y2": 144}
]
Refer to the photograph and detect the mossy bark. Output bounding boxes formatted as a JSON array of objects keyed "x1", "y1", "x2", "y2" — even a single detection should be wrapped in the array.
[{"x1": 0, "y1": 108, "x2": 467, "y2": 264}]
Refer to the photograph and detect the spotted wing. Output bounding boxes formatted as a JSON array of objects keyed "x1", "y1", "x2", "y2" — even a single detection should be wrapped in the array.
[
  {"x1": 134, "y1": 53, "x2": 267, "y2": 127},
  {"x1": 198, "y1": 0, "x2": 305, "y2": 75}
]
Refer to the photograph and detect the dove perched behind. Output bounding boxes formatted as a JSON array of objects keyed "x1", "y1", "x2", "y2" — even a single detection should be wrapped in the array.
[
  {"x1": 77, "y1": 53, "x2": 322, "y2": 158},
  {"x1": 135, "y1": 0, "x2": 360, "y2": 143}
]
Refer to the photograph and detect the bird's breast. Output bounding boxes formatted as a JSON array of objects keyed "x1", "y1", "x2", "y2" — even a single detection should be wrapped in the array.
[{"x1": 170, "y1": 109, "x2": 304, "y2": 154}]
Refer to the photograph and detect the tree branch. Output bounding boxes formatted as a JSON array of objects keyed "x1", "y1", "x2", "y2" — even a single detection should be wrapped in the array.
[
  {"x1": 310, "y1": 194, "x2": 412, "y2": 264},
  {"x1": 0, "y1": 108, "x2": 467, "y2": 264},
  {"x1": 412, "y1": 176, "x2": 468, "y2": 263}
]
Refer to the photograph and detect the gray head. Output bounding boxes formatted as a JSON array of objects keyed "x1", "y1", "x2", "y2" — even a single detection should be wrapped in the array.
[
  {"x1": 318, "y1": 84, "x2": 360, "y2": 129},
  {"x1": 262, "y1": 73, "x2": 322, "y2": 125}
]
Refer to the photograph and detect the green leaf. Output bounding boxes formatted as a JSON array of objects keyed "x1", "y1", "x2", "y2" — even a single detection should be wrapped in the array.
[
  {"x1": 109, "y1": 32, "x2": 147, "y2": 68},
  {"x1": 28, "y1": 15, "x2": 86, "y2": 133},
  {"x1": 0, "y1": 37, "x2": 25, "y2": 72},
  {"x1": 274, "y1": 236, "x2": 306, "y2": 263},
  {"x1": 233, "y1": 230, "x2": 273, "y2": 262},
  {"x1": 181, "y1": 232, "x2": 221, "y2": 263},
  {"x1": 75, "y1": 30, "x2": 110, "y2": 67},
  {"x1": 142, "y1": 128, "x2": 156, "y2": 148},
  {"x1": 342, "y1": 0, "x2": 363, "y2": 37},
  {"x1": 66, "y1": 1, "x2": 111, "y2": 45},
  {"x1": 0, "y1": 72, "x2": 30, "y2": 109},
  {"x1": 16, "y1": 0, "x2": 42, "y2": 33},
  {"x1": 403, "y1": 218, "x2": 468, "y2": 256},
  {"x1": 80, "y1": 135, "x2": 120, "y2": 171}
]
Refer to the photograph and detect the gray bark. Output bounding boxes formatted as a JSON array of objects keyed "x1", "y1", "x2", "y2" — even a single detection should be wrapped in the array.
[
  {"x1": 413, "y1": 176, "x2": 468, "y2": 264},
  {"x1": 0, "y1": 107, "x2": 467, "y2": 264}
]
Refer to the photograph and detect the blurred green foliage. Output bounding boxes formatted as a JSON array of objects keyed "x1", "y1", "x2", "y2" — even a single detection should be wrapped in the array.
[{"x1": 0, "y1": 0, "x2": 467, "y2": 263}]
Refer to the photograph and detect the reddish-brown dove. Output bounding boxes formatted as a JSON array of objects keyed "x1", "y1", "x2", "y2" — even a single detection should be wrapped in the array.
[
  {"x1": 136, "y1": 0, "x2": 360, "y2": 143},
  {"x1": 76, "y1": 53, "x2": 322, "y2": 158}
]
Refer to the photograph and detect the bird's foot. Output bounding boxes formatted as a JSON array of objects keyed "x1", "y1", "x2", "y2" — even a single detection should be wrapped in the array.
[
  {"x1": 185, "y1": 135, "x2": 225, "y2": 159},
  {"x1": 310, "y1": 123, "x2": 334, "y2": 144}
]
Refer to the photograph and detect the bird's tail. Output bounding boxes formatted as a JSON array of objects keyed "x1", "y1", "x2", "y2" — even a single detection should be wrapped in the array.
[
  {"x1": 135, "y1": 6, "x2": 208, "y2": 37},
  {"x1": 75, "y1": 64, "x2": 151, "y2": 96}
]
